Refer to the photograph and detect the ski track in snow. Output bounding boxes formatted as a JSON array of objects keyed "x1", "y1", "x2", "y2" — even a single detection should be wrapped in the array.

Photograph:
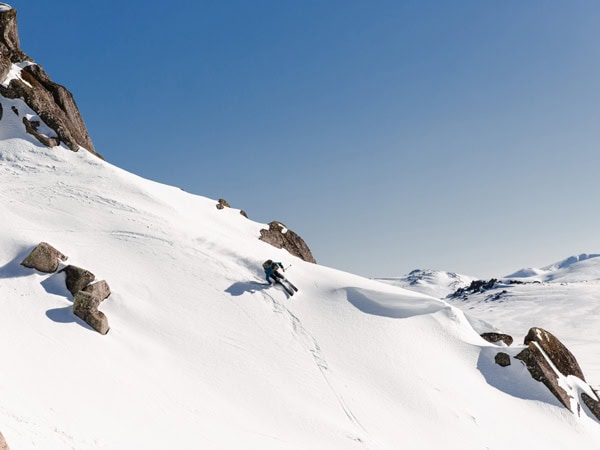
[{"x1": 260, "y1": 289, "x2": 371, "y2": 445}]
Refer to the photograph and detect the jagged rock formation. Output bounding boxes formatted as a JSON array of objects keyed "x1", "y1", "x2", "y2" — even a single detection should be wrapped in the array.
[
  {"x1": 20, "y1": 241, "x2": 68, "y2": 273},
  {"x1": 515, "y1": 327, "x2": 597, "y2": 416},
  {"x1": 522, "y1": 327, "x2": 585, "y2": 381},
  {"x1": 481, "y1": 332, "x2": 513, "y2": 346},
  {"x1": 259, "y1": 221, "x2": 316, "y2": 264},
  {"x1": 0, "y1": 4, "x2": 98, "y2": 156},
  {"x1": 0, "y1": 431, "x2": 9, "y2": 450}
]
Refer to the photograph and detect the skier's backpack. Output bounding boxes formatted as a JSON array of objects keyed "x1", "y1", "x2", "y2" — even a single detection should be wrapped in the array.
[{"x1": 262, "y1": 259, "x2": 273, "y2": 270}]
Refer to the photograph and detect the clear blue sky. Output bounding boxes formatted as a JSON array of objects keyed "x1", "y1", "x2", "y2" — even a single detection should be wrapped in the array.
[{"x1": 13, "y1": 1, "x2": 600, "y2": 278}]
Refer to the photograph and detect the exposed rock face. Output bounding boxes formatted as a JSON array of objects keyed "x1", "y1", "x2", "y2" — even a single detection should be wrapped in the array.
[
  {"x1": 83, "y1": 280, "x2": 111, "y2": 302},
  {"x1": 259, "y1": 221, "x2": 316, "y2": 264},
  {"x1": 523, "y1": 327, "x2": 585, "y2": 381},
  {"x1": 481, "y1": 332, "x2": 513, "y2": 347},
  {"x1": 581, "y1": 393, "x2": 600, "y2": 421},
  {"x1": 495, "y1": 352, "x2": 511, "y2": 367},
  {"x1": 59, "y1": 265, "x2": 96, "y2": 296},
  {"x1": 0, "y1": 431, "x2": 9, "y2": 450},
  {"x1": 516, "y1": 341, "x2": 574, "y2": 410},
  {"x1": 216, "y1": 198, "x2": 230, "y2": 210},
  {"x1": 0, "y1": 5, "x2": 98, "y2": 156},
  {"x1": 73, "y1": 290, "x2": 109, "y2": 335},
  {"x1": 21, "y1": 242, "x2": 67, "y2": 273},
  {"x1": 515, "y1": 327, "x2": 588, "y2": 413}
]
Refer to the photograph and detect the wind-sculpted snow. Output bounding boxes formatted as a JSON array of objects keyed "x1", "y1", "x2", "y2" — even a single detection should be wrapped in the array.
[{"x1": 345, "y1": 286, "x2": 447, "y2": 318}]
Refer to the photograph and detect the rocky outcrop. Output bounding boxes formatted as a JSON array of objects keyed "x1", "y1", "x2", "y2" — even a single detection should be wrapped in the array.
[
  {"x1": 516, "y1": 340, "x2": 574, "y2": 410},
  {"x1": 515, "y1": 327, "x2": 590, "y2": 414},
  {"x1": 20, "y1": 242, "x2": 68, "y2": 273},
  {"x1": 216, "y1": 198, "x2": 230, "y2": 210},
  {"x1": 0, "y1": 431, "x2": 10, "y2": 450},
  {"x1": 523, "y1": 327, "x2": 585, "y2": 381},
  {"x1": 59, "y1": 265, "x2": 96, "y2": 296},
  {"x1": 481, "y1": 332, "x2": 513, "y2": 347},
  {"x1": 20, "y1": 243, "x2": 110, "y2": 334},
  {"x1": 0, "y1": 5, "x2": 98, "y2": 156},
  {"x1": 73, "y1": 290, "x2": 109, "y2": 335},
  {"x1": 259, "y1": 221, "x2": 316, "y2": 264}
]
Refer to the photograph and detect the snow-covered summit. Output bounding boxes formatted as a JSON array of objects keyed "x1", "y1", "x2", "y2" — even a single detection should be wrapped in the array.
[
  {"x1": 506, "y1": 253, "x2": 600, "y2": 282},
  {"x1": 0, "y1": 3, "x2": 12, "y2": 12}
]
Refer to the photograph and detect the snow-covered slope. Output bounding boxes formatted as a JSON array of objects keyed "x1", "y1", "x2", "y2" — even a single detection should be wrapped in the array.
[
  {"x1": 507, "y1": 253, "x2": 600, "y2": 282},
  {"x1": 376, "y1": 269, "x2": 476, "y2": 299},
  {"x1": 2, "y1": 105, "x2": 600, "y2": 448}
]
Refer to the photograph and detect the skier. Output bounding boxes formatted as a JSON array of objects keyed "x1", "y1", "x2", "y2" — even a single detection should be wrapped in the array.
[{"x1": 262, "y1": 259, "x2": 298, "y2": 295}]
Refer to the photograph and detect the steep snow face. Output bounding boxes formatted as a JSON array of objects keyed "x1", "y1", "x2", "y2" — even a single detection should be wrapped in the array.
[
  {"x1": 2, "y1": 123, "x2": 600, "y2": 448},
  {"x1": 376, "y1": 269, "x2": 476, "y2": 299}
]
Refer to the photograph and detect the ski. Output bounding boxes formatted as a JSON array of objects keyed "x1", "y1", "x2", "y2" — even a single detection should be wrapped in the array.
[
  {"x1": 284, "y1": 278, "x2": 298, "y2": 292},
  {"x1": 276, "y1": 280, "x2": 294, "y2": 296}
]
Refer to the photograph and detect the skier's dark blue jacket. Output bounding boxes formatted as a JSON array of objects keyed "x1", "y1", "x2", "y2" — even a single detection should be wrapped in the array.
[{"x1": 264, "y1": 261, "x2": 284, "y2": 283}]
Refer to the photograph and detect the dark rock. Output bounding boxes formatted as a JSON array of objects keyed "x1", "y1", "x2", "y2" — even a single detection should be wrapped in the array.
[
  {"x1": 83, "y1": 280, "x2": 111, "y2": 302},
  {"x1": 495, "y1": 352, "x2": 511, "y2": 367},
  {"x1": 0, "y1": 431, "x2": 9, "y2": 450},
  {"x1": 59, "y1": 265, "x2": 95, "y2": 296},
  {"x1": 216, "y1": 198, "x2": 230, "y2": 210},
  {"x1": 21, "y1": 242, "x2": 67, "y2": 273},
  {"x1": 10, "y1": 105, "x2": 17, "y2": 115},
  {"x1": 259, "y1": 221, "x2": 316, "y2": 263},
  {"x1": 515, "y1": 343, "x2": 574, "y2": 410},
  {"x1": 481, "y1": 332, "x2": 513, "y2": 346},
  {"x1": 23, "y1": 116, "x2": 60, "y2": 147},
  {"x1": 240, "y1": 210, "x2": 248, "y2": 218},
  {"x1": 0, "y1": 6, "x2": 98, "y2": 156},
  {"x1": 73, "y1": 290, "x2": 109, "y2": 335},
  {"x1": 523, "y1": 327, "x2": 585, "y2": 381},
  {"x1": 450, "y1": 278, "x2": 499, "y2": 298},
  {"x1": 581, "y1": 393, "x2": 600, "y2": 421}
]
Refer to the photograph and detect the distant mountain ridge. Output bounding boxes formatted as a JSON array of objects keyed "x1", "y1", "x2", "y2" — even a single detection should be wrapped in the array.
[
  {"x1": 506, "y1": 253, "x2": 600, "y2": 282},
  {"x1": 376, "y1": 269, "x2": 476, "y2": 299}
]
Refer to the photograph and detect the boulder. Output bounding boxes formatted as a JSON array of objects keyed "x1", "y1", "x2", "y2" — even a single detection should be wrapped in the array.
[
  {"x1": 259, "y1": 221, "x2": 316, "y2": 264},
  {"x1": 523, "y1": 327, "x2": 585, "y2": 381},
  {"x1": 0, "y1": 431, "x2": 9, "y2": 450},
  {"x1": 83, "y1": 280, "x2": 111, "y2": 302},
  {"x1": 21, "y1": 242, "x2": 67, "y2": 273},
  {"x1": 59, "y1": 265, "x2": 95, "y2": 296},
  {"x1": 216, "y1": 198, "x2": 230, "y2": 210},
  {"x1": 515, "y1": 327, "x2": 586, "y2": 413},
  {"x1": 73, "y1": 290, "x2": 109, "y2": 335},
  {"x1": 515, "y1": 341, "x2": 574, "y2": 410},
  {"x1": 0, "y1": 5, "x2": 98, "y2": 156},
  {"x1": 481, "y1": 332, "x2": 513, "y2": 347},
  {"x1": 494, "y1": 352, "x2": 511, "y2": 367}
]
